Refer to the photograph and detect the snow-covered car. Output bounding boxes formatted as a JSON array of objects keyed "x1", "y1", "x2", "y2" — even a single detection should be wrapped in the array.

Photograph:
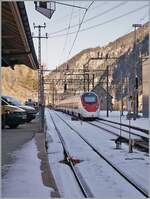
[
  {"x1": 2, "y1": 96, "x2": 37, "y2": 123},
  {"x1": 1, "y1": 98, "x2": 27, "y2": 129}
]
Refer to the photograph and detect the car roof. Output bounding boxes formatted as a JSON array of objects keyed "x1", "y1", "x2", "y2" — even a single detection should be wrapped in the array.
[{"x1": 2, "y1": 98, "x2": 9, "y2": 105}]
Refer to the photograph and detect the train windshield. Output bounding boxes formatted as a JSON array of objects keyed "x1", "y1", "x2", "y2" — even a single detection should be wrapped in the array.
[{"x1": 83, "y1": 93, "x2": 97, "y2": 103}]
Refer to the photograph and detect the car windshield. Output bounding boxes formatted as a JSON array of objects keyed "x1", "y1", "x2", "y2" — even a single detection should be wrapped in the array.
[{"x1": 3, "y1": 96, "x2": 22, "y2": 106}]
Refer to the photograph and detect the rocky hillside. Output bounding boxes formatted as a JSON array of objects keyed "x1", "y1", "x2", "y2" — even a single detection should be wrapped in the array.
[
  {"x1": 46, "y1": 22, "x2": 149, "y2": 106},
  {"x1": 52, "y1": 22, "x2": 148, "y2": 72},
  {"x1": 2, "y1": 22, "x2": 149, "y2": 106},
  {"x1": 1, "y1": 65, "x2": 38, "y2": 103}
]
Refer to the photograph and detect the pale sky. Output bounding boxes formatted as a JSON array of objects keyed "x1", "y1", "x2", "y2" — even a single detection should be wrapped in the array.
[{"x1": 25, "y1": 1, "x2": 149, "y2": 70}]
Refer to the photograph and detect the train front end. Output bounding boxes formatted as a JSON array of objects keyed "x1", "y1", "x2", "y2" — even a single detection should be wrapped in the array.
[{"x1": 80, "y1": 92, "x2": 100, "y2": 119}]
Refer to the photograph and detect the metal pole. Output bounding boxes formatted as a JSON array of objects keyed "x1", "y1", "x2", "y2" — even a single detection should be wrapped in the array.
[
  {"x1": 119, "y1": 110, "x2": 122, "y2": 148},
  {"x1": 133, "y1": 26, "x2": 136, "y2": 120},
  {"x1": 87, "y1": 74, "x2": 89, "y2": 92},
  {"x1": 83, "y1": 66, "x2": 85, "y2": 92},
  {"x1": 38, "y1": 26, "x2": 43, "y2": 132},
  {"x1": 127, "y1": 77, "x2": 132, "y2": 153},
  {"x1": 38, "y1": 26, "x2": 41, "y2": 67},
  {"x1": 92, "y1": 74, "x2": 95, "y2": 89},
  {"x1": 106, "y1": 65, "x2": 109, "y2": 117},
  {"x1": 33, "y1": 23, "x2": 47, "y2": 133},
  {"x1": 136, "y1": 83, "x2": 139, "y2": 117},
  {"x1": 52, "y1": 79, "x2": 55, "y2": 107},
  {"x1": 128, "y1": 113, "x2": 132, "y2": 153},
  {"x1": 121, "y1": 71, "x2": 123, "y2": 116},
  {"x1": 132, "y1": 24, "x2": 142, "y2": 120},
  {"x1": 41, "y1": 72, "x2": 45, "y2": 131}
]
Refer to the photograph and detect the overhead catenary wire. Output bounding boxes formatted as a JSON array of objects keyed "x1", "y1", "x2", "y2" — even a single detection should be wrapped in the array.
[
  {"x1": 48, "y1": 4, "x2": 148, "y2": 39},
  {"x1": 50, "y1": 1, "x2": 107, "y2": 25},
  {"x1": 67, "y1": 1, "x2": 95, "y2": 58},
  {"x1": 81, "y1": 1, "x2": 128, "y2": 25},
  {"x1": 58, "y1": 1, "x2": 75, "y2": 65},
  {"x1": 53, "y1": 1, "x2": 87, "y2": 10},
  {"x1": 49, "y1": 1, "x2": 128, "y2": 36},
  {"x1": 139, "y1": 13, "x2": 149, "y2": 22}
]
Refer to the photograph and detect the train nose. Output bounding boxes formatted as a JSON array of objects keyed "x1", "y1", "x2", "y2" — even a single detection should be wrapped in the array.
[{"x1": 84, "y1": 104, "x2": 97, "y2": 112}]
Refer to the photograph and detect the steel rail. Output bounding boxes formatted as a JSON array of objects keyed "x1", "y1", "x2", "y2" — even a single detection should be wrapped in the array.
[
  {"x1": 94, "y1": 120, "x2": 148, "y2": 141},
  {"x1": 54, "y1": 111, "x2": 149, "y2": 198},
  {"x1": 89, "y1": 120, "x2": 148, "y2": 151},
  {"x1": 55, "y1": 111, "x2": 148, "y2": 150},
  {"x1": 49, "y1": 111, "x2": 94, "y2": 198},
  {"x1": 98, "y1": 118, "x2": 149, "y2": 134}
]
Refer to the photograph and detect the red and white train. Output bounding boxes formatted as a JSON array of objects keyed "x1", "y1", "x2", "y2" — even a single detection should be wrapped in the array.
[{"x1": 55, "y1": 91, "x2": 100, "y2": 119}]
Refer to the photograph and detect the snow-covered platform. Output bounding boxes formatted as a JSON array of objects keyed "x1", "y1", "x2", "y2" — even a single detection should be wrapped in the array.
[{"x1": 2, "y1": 119, "x2": 60, "y2": 197}]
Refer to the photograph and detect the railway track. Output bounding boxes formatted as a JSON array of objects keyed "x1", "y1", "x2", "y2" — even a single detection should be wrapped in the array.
[
  {"x1": 49, "y1": 111, "x2": 94, "y2": 198},
  {"x1": 58, "y1": 111, "x2": 148, "y2": 151},
  {"x1": 98, "y1": 118, "x2": 149, "y2": 134},
  {"x1": 92, "y1": 119, "x2": 148, "y2": 150},
  {"x1": 51, "y1": 111, "x2": 148, "y2": 198}
]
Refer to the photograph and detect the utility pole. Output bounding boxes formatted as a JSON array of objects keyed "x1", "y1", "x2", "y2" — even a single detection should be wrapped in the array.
[
  {"x1": 33, "y1": 23, "x2": 48, "y2": 133},
  {"x1": 84, "y1": 55, "x2": 118, "y2": 117},
  {"x1": 83, "y1": 64, "x2": 90, "y2": 92},
  {"x1": 106, "y1": 65, "x2": 109, "y2": 117},
  {"x1": 87, "y1": 73, "x2": 90, "y2": 92},
  {"x1": 132, "y1": 23, "x2": 142, "y2": 120},
  {"x1": 121, "y1": 71, "x2": 124, "y2": 116},
  {"x1": 83, "y1": 64, "x2": 86, "y2": 92},
  {"x1": 92, "y1": 74, "x2": 95, "y2": 89},
  {"x1": 52, "y1": 79, "x2": 55, "y2": 107}
]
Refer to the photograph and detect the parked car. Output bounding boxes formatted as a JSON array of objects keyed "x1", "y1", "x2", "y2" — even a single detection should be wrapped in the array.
[
  {"x1": 1, "y1": 98, "x2": 27, "y2": 129},
  {"x1": 2, "y1": 96, "x2": 37, "y2": 123}
]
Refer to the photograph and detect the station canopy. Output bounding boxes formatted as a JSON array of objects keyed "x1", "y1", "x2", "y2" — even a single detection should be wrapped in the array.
[{"x1": 2, "y1": 2, "x2": 39, "y2": 70}]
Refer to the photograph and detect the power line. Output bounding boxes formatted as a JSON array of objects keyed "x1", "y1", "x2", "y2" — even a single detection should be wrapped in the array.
[
  {"x1": 48, "y1": 1, "x2": 128, "y2": 36},
  {"x1": 140, "y1": 13, "x2": 149, "y2": 22},
  {"x1": 58, "y1": 1, "x2": 75, "y2": 65},
  {"x1": 48, "y1": 4, "x2": 148, "y2": 39},
  {"x1": 53, "y1": 1, "x2": 87, "y2": 10},
  {"x1": 67, "y1": 1, "x2": 95, "y2": 58},
  {"x1": 81, "y1": 4, "x2": 148, "y2": 33},
  {"x1": 82, "y1": 1, "x2": 128, "y2": 24},
  {"x1": 51, "y1": 1, "x2": 106, "y2": 25}
]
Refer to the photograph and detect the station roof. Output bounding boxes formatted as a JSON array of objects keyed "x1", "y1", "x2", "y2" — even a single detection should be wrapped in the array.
[{"x1": 2, "y1": 2, "x2": 39, "y2": 70}]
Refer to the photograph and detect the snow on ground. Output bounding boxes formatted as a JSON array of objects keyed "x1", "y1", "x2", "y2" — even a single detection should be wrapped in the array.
[
  {"x1": 99, "y1": 110, "x2": 149, "y2": 130},
  {"x1": 2, "y1": 138, "x2": 52, "y2": 197},
  {"x1": 45, "y1": 108, "x2": 149, "y2": 197},
  {"x1": 91, "y1": 120, "x2": 149, "y2": 140},
  {"x1": 63, "y1": 114, "x2": 149, "y2": 192},
  {"x1": 2, "y1": 109, "x2": 148, "y2": 197},
  {"x1": 45, "y1": 110, "x2": 84, "y2": 197}
]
